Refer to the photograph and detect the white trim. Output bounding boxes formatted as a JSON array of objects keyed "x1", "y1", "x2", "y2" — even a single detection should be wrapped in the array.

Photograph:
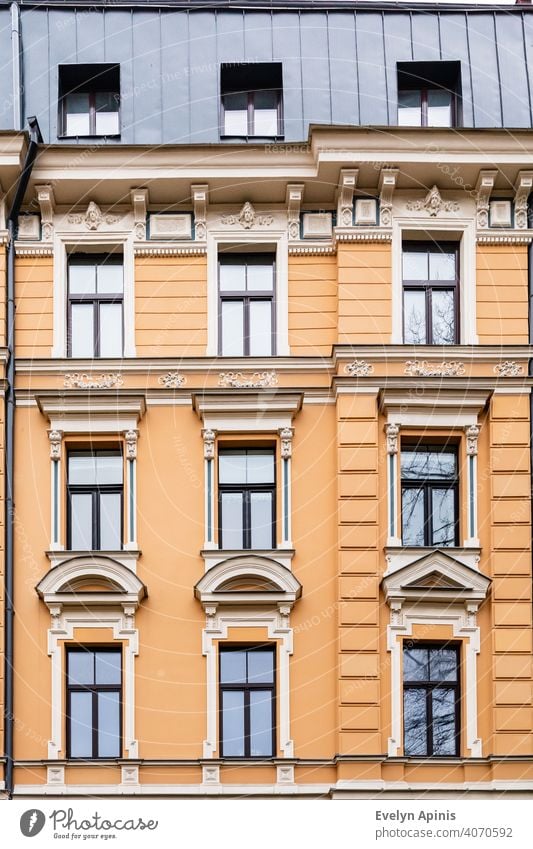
[
  {"x1": 51, "y1": 230, "x2": 136, "y2": 358},
  {"x1": 206, "y1": 227, "x2": 289, "y2": 357},
  {"x1": 391, "y1": 216, "x2": 477, "y2": 345},
  {"x1": 202, "y1": 608, "x2": 294, "y2": 760},
  {"x1": 380, "y1": 389, "x2": 490, "y2": 428}
]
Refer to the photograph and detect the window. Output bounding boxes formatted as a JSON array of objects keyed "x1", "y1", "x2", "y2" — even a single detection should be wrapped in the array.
[
  {"x1": 221, "y1": 63, "x2": 283, "y2": 138},
  {"x1": 403, "y1": 242, "x2": 458, "y2": 344},
  {"x1": 403, "y1": 643, "x2": 460, "y2": 757},
  {"x1": 218, "y1": 254, "x2": 275, "y2": 356},
  {"x1": 67, "y1": 450, "x2": 123, "y2": 551},
  {"x1": 67, "y1": 254, "x2": 124, "y2": 357},
  {"x1": 59, "y1": 64, "x2": 120, "y2": 137},
  {"x1": 397, "y1": 61, "x2": 460, "y2": 127},
  {"x1": 219, "y1": 645, "x2": 275, "y2": 758},
  {"x1": 218, "y1": 449, "x2": 275, "y2": 550},
  {"x1": 401, "y1": 443, "x2": 459, "y2": 547},
  {"x1": 66, "y1": 647, "x2": 122, "y2": 759}
]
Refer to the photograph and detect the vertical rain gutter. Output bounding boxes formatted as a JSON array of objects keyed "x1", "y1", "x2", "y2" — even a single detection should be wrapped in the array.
[
  {"x1": 10, "y1": 2, "x2": 22, "y2": 131},
  {"x1": 4, "y1": 116, "x2": 42, "y2": 800}
]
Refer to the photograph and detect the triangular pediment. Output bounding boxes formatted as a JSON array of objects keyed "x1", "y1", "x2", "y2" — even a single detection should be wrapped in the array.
[{"x1": 382, "y1": 549, "x2": 491, "y2": 605}]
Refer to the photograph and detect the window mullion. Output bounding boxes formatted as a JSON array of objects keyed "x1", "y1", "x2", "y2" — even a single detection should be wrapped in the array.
[
  {"x1": 244, "y1": 688, "x2": 251, "y2": 757},
  {"x1": 92, "y1": 689, "x2": 98, "y2": 758}
]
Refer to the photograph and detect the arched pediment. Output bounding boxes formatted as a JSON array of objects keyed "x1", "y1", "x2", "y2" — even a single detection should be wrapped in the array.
[
  {"x1": 382, "y1": 549, "x2": 490, "y2": 606},
  {"x1": 195, "y1": 555, "x2": 302, "y2": 608},
  {"x1": 36, "y1": 554, "x2": 147, "y2": 609}
]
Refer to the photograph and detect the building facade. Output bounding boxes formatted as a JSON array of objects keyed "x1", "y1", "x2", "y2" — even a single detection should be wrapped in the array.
[{"x1": 0, "y1": 0, "x2": 532, "y2": 798}]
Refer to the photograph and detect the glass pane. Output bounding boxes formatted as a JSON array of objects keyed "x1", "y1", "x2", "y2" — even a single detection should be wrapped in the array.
[
  {"x1": 70, "y1": 304, "x2": 94, "y2": 358},
  {"x1": 249, "y1": 300, "x2": 272, "y2": 356},
  {"x1": 431, "y1": 488, "x2": 456, "y2": 546},
  {"x1": 431, "y1": 688, "x2": 456, "y2": 755},
  {"x1": 221, "y1": 690, "x2": 245, "y2": 756},
  {"x1": 220, "y1": 651, "x2": 247, "y2": 684},
  {"x1": 429, "y1": 252, "x2": 456, "y2": 281},
  {"x1": 65, "y1": 93, "x2": 90, "y2": 135},
  {"x1": 219, "y1": 452, "x2": 247, "y2": 485},
  {"x1": 250, "y1": 491, "x2": 273, "y2": 549},
  {"x1": 220, "y1": 492, "x2": 244, "y2": 549},
  {"x1": 69, "y1": 263, "x2": 96, "y2": 295},
  {"x1": 223, "y1": 93, "x2": 248, "y2": 135},
  {"x1": 220, "y1": 300, "x2": 244, "y2": 356},
  {"x1": 403, "y1": 290, "x2": 426, "y2": 344},
  {"x1": 246, "y1": 451, "x2": 275, "y2": 485},
  {"x1": 99, "y1": 303, "x2": 123, "y2": 357},
  {"x1": 97, "y1": 263, "x2": 123, "y2": 294},
  {"x1": 99, "y1": 492, "x2": 122, "y2": 550},
  {"x1": 430, "y1": 648, "x2": 458, "y2": 683},
  {"x1": 431, "y1": 289, "x2": 456, "y2": 345},
  {"x1": 96, "y1": 454, "x2": 123, "y2": 485},
  {"x1": 68, "y1": 651, "x2": 94, "y2": 686},
  {"x1": 70, "y1": 691, "x2": 93, "y2": 757},
  {"x1": 246, "y1": 263, "x2": 274, "y2": 292},
  {"x1": 401, "y1": 449, "x2": 456, "y2": 480},
  {"x1": 403, "y1": 647, "x2": 429, "y2": 682},
  {"x1": 248, "y1": 650, "x2": 274, "y2": 684},
  {"x1": 253, "y1": 108, "x2": 278, "y2": 136},
  {"x1": 401, "y1": 487, "x2": 425, "y2": 546},
  {"x1": 95, "y1": 652, "x2": 121, "y2": 685},
  {"x1": 403, "y1": 688, "x2": 427, "y2": 756},
  {"x1": 255, "y1": 90, "x2": 278, "y2": 110},
  {"x1": 249, "y1": 691, "x2": 273, "y2": 756},
  {"x1": 427, "y1": 89, "x2": 452, "y2": 128},
  {"x1": 95, "y1": 93, "x2": 120, "y2": 135},
  {"x1": 69, "y1": 453, "x2": 96, "y2": 485},
  {"x1": 97, "y1": 691, "x2": 120, "y2": 757},
  {"x1": 70, "y1": 493, "x2": 93, "y2": 549},
  {"x1": 219, "y1": 263, "x2": 246, "y2": 292},
  {"x1": 403, "y1": 251, "x2": 428, "y2": 280},
  {"x1": 398, "y1": 90, "x2": 422, "y2": 126}
]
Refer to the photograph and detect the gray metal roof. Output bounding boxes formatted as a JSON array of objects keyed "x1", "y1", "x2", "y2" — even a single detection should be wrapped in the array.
[{"x1": 2, "y1": 3, "x2": 532, "y2": 143}]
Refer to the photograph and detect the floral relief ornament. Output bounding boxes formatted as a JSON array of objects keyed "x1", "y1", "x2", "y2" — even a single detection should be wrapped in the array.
[
  {"x1": 406, "y1": 185, "x2": 460, "y2": 217},
  {"x1": 220, "y1": 201, "x2": 274, "y2": 228},
  {"x1": 63, "y1": 372, "x2": 123, "y2": 389},
  {"x1": 158, "y1": 371, "x2": 186, "y2": 388},
  {"x1": 404, "y1": 361, "x2": 465, "y2": 377},
  {"x1": 218, "y1": 371, "x2": 278, "y2": 389},
  {"x1": 344, "y1": 359, "x2": 374, "y2": 377},
  {"x1": 494, "y1": 361, "x2": 524, "y2": 377},
  {"x1": 67, "y1": 201, "x2": 120, "y2": 230}
]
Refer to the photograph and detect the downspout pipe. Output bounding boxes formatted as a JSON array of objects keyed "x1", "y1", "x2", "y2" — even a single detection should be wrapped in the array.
[
  {"x1": 528, "y1": 196, "x2": 533, "y2": 605},
  {"x1": 4, "y1": 115, "x2": 41, "y2": 800},
  {"x1": 10, "y1": 2, "x2": 22, "y2": 132}
]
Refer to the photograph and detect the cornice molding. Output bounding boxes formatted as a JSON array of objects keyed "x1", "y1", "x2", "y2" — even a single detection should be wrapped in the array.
[{"x1": 134, "y1": 243, "x2": 207, "y2": 256}]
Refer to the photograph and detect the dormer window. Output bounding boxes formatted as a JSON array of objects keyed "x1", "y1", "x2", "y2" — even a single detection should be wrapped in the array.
[
  {"x1": 221, "y1": 63, "x2": 283, "y2": 139},
  {"x1": 59, "y1": 64, "x2": 120, "y2": 138},
  {"x1": 397, "y1": 61, "x2": 461, "y2": 128}
]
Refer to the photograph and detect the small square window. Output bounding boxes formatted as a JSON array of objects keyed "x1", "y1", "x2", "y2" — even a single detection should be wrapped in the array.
[
  {"x1": 221, "y1": 63, "x2": 283, "y2": 139},
  {"x1": 59, "y1": 64, "x2": 120, "y2": 138},
  {"x1": 397, "y1": 61, "x2": 461, "y2": 128}
]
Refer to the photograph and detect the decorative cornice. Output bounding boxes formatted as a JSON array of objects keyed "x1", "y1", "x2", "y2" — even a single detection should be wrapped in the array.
[
  {"x1": 63, "y1": 372, "x2": 124, "y2": 390},
  {"x1": 494, "y1": 361, "x2": 524, "y2": 377},
  {"x1": 335, "y1": 228, "x2": 392, "y2": 242},
  {"x1": 218, "y1": 371, "x2": 278, "y2": 389},
  {"x1": 344, "y1": 359, "x2": 374, "y2": 377},
  {"x1": 158, "y1": 371, "x2": 186, "y2": 389},
  {"x1": 477, "y1": 232, "x2": 533, "y2": 244},
  {"x1": 288, "y1": 242, "x2": 336, "y2": 254},
  {"x1": 404, "y1": 361, "x2": 466, "y2": 377},
  {"x1": 406, "y1": 185, "x2": 460, "y2": 217},
  {"x1": 15, "y1": 243, "x2": 54, "y2": 255},
  {"x1": 134, "y1": 244, "x2": 207, "y2": 256}
]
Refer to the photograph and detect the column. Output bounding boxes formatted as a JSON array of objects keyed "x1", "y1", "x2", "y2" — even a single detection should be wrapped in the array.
[
  {"x1": 279, "y1": 427, "x2": 294, "y2": 548},
  {"x1": 202, "y1": 428, "x2": 216, "y2": 549},
  {"x1": 124, "y1": 429, "x2": 138, "y2": 550},
  {"x1": 385, "y1": 422, "x2": 401, "y2": 546},
  {"x1": 48, "y1": 429, "x2": 62, "y2": 550}
]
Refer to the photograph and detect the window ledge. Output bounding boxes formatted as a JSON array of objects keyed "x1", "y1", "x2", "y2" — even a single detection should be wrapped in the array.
[
  {"x1": 46, "y1": 549, "x2": 141, "y2": 574},
  {"x1": 201, "y1": 548, "x2": 294, "y2": 574}
]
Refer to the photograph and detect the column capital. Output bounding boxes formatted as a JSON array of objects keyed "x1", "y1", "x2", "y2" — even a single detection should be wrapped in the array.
[
  {"x1": 279, "y1": 426, "x2": 294, "y2": 459},
  {"x1": 385, "y1": 422, "x2": 400, "y2": 454},
  {"x1": 124, "y1": 428, "x2": 139, "y2": 460},
  {"x1": 465, "y1": 424, "x2": 481, "y2": 456},
  {"x1": 202, "y1": 428, "x2": 216, "y2": 459},
  {"x1": 48, "y1": 429, "x2": 63, "y2": 460}
]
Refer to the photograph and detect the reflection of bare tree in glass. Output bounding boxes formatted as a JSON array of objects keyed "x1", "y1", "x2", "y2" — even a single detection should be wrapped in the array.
[
  {"x1": 401, "y1": 449, "x2": 456, "y2": 545},
  {"x1": 405, "y1": 301, "x2": 425, "y2": 344},
  {"x1": 432, "y1": 290, "x2": 455, "y2": 344}
]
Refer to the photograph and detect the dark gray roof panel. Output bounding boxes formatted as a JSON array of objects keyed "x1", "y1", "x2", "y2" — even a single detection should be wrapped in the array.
[{"x1": 1, "y1": 5, "x2": 532, "y2": 141}]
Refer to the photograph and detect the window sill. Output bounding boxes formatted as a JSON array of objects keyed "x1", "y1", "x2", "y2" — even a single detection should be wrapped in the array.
[
  {"x1": 47, "y1": 549, "x2": 141, "y2": 573},
  {"x1": 201, "y1": 548, "x2": 294, "y2": 574}
]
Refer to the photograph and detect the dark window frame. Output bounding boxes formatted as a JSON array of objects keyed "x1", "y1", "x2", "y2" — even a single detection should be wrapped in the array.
[
  {"x1": 67, "y1": 254, "x2": 124, "y2": 358},
  {"x1": 403, "y1": 642, "x2": 461, "y2": 758},
  {"x1": 66, "y1": 645, "x2": 123, "y2": 760},
  {"x1": 219, "y1": 644, "x2": 276, "y2": 759},
  {"x1": 59, "y1": 64, "x2": 121, "y2": 139},
  {"x1": 217, "y1": 253, "x2": 277, "y2": 357},
  {"x1": 400, "y1": 441, "x2": 459, "y2": 547},
  {"x1": 218, "y1": 447, "x2": 277, "y2": 550},
  {"x1": 402, "y1": 241, "x2": 460, "y2": 345},
  {"x1": 220, "y1": 89, "x2": 283, "y2": 139},
  {"x1": 66, "y1": 449, "x2": 124, "y2": 551},
  {"x1": 398, "y1": 86, "x2": 457, "y2": 128}
]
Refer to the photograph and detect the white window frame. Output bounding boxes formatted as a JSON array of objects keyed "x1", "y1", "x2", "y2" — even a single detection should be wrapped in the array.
[
  {"x1": 206, "y1": 229, "x2": 289, "y2": 357},
  {"x1": 52, "y1": 231, "x2": 136, "y2": 358},
  {"x1": 392, "y1": 217, "x2": 477, "y2": 345}
]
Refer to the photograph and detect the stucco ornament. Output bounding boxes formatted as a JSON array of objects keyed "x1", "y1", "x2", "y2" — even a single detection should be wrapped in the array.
[
  {"x1": 67, "y1": 201, "x2": 120, "y2": 230},
  {"x1": 63, "y1": 372, "x2": 124, "y2": 389},
  {"x1": 202, "y1": 428, "x2": 216, "y2": 460},
  {"x1": 494, "y1": 361, "x2": 524, "y2": 377},
  {"x1": 404, "y1": 361, "x2": 465, "y2": 377},
  {"x1": 344, "y1": 359, "x2": 374, "y2": 377},
  {"x1": 48, "y1": 429, "x2": 63, "y2": 460},
  {"x1": 406, "y1": 185, "x2": 460, "y2": 217},
  {"x1": 158, "y1": 371, "x2": 186, "y2": 388},
  {"x1": 221, "y1": 202, "x2": 274, "y2": 228},
  {"x1": 385, "y1": 423, "x2": 400, "y2": 455},
  {"x1": 279, "y1": 427, "x2": 294, "y2": 459},
  {"x1": 465, "y1": 424, "x2": 481, "y2": 456},
  {"x1": 218, "y1": 371, "x2": 278, "y2": 389}
]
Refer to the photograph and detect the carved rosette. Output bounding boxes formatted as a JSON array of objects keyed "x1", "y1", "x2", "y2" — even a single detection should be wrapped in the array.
[
  {"x1": 48, "y1": 429, "x2": 63, "y2": 460},
  {"x1": 202, "y1": 428, "x2": 216, "y2": 460},
  {"x1": 494, "y1": 361, "x2": 524, "y2": 377},
  {"x1": 344, "y1": 359, "x2": 374, "y2": 377},
  {"x1": 465, "y1": 424, "x2": 481, "y2": 457},
  {"x1": 158, "y1": 371, "x2": 186, "y2": 389},
  {"x1": 385, "y1": 423, "x2": 400, "y2": 455},
  {"x1": 124, "y1": 429, "x2": 138, "y2": 460},
  {"x1": 279, "y1": 427, "x2": 294, "y2": 459}
]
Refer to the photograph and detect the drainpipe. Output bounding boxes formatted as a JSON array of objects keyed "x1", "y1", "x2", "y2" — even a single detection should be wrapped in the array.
[
  {"x1": 528, "y1": 197, "x2": 533, "y2": 591},
  {"x1": 4, "y1": 116, "x2": 42, "y2": 799},
  {"x1": 10, "y1": 2, "x2": 22, "y2": 131}
]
